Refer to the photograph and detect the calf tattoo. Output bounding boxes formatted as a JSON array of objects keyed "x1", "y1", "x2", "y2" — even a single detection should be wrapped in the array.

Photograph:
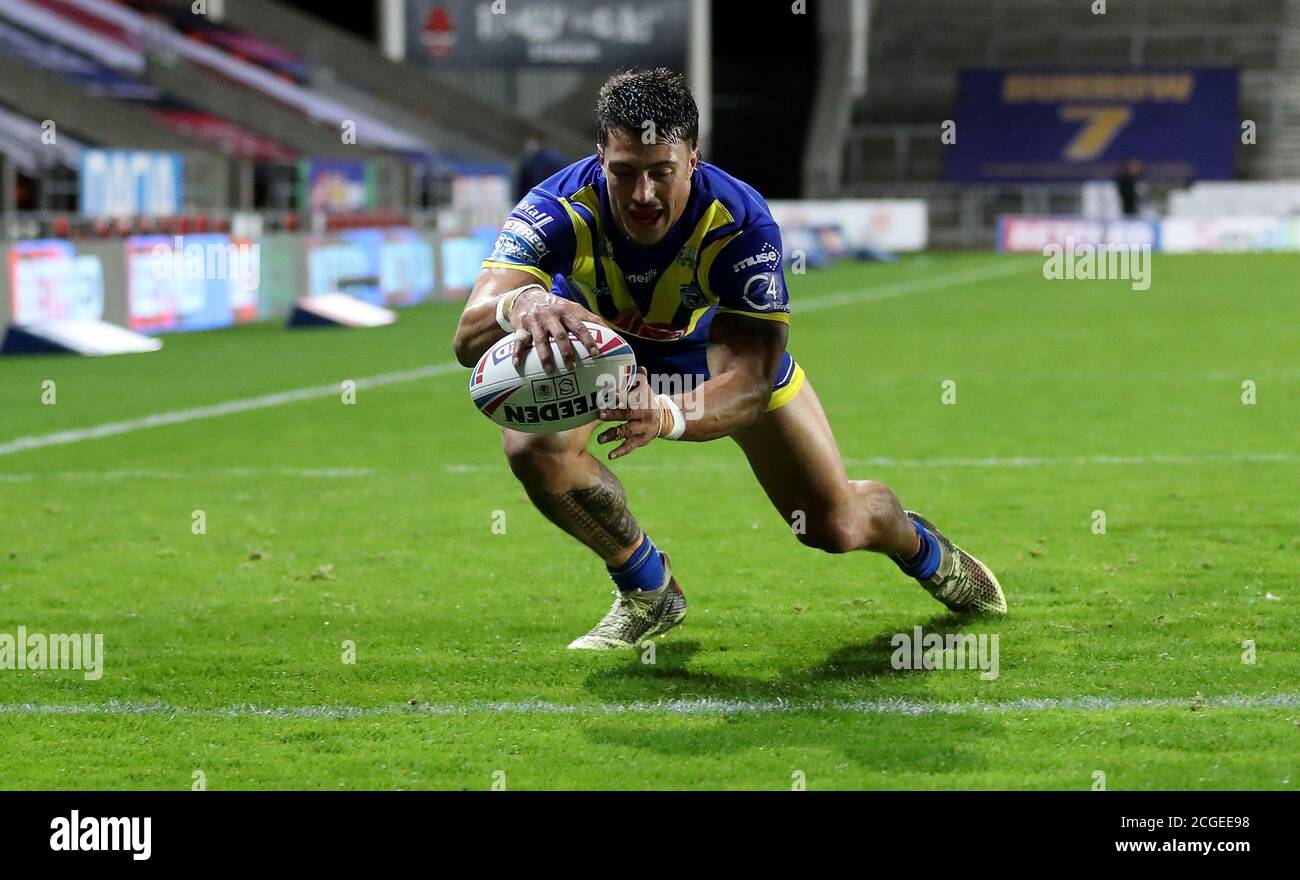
[{"x1": 527, "y1": 460, "x2": 641, "y2": 559}]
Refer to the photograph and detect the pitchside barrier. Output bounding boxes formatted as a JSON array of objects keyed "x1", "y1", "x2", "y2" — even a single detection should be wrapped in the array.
[
  {"x1": 768, "y1": 200, "x2": 928, "y2": 255},
  {"x1": 1, "y1": 201, "x2": 930, "y2": 353},
  {"x1": 998, "y1": 215, "x2": 1300, "y2": 253},
  {"x1": 0, "y1": 227, "x2": 493, "y2": 354}
]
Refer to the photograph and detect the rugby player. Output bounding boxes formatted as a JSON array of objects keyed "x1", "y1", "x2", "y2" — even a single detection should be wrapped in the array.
[{"x1": 452, "y1": 69, "x2": 1007, "y2": 649}]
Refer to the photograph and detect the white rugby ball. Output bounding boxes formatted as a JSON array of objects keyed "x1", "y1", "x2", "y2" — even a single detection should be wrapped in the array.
[{"x1": 469, "y1": 321, "x2": 638, "y2": 433}]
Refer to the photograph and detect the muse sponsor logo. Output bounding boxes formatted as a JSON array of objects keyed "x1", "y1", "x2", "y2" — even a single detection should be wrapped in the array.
[
  {"x1": 732, "y1": 241, "x2": 780, "y2": 273},
  {"x1": 890, "y1": 626, "x2": 1000, "y2": 680},
  {"x1": 50, "y1": 811, "x2": 151, "y2": 860},
  {"x1": 0, "y1": 627, "x2": 103, "y2": 680},
  {"x1": 1042, "y1": 237, "x2": 1151, "y2": 291}
]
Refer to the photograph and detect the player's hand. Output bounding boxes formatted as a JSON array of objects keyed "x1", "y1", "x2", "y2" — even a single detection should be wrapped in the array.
[
  {"x1": 509, "y1": 285, "x2": 602, "y2": 373},
  {"x1": 597, "y1": 367, "x2": 663, "y2": 461}
]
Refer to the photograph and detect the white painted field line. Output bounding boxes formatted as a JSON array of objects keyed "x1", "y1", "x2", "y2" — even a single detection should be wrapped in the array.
[
  {"x1": 844, "y1": 452, "x2": 1300, "y2": 469},
  {"x1": 0, "y1": 261, "x2": 1026, "y2": 461},
  {"x1": 1, "y1": 693, "x2": 1297, "y2": 719},
  {"x1": 0, "y1": 467, "x2": 375, "y2": 482},
  {"x1": 0, "y1": 364, "x2": 462, "y2": 458},
  {"x1": 444, "y1": 450, "x2": 1300, "y2": 475}
]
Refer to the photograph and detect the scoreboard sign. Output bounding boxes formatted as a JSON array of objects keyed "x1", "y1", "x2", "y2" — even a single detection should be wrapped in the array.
[
  {"x1": 945, "y1": 69, "x2": 1238, "y2": 183},
  {"x1": 407, "y1": 0, "x2": 686, "y2": 68}
]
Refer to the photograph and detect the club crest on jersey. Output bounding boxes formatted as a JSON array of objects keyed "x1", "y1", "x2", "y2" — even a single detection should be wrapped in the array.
[
  {"x1": 501, "y1": 218, "x2": 549, "y2": 257},
  {"x1": 679, "y1": 281, "x2": 707, "y2": 310}
]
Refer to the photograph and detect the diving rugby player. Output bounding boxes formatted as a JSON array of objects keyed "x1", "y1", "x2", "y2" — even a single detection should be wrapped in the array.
[{"x1": 452, "y1": 69, "x2": 1007, "y2": 649}]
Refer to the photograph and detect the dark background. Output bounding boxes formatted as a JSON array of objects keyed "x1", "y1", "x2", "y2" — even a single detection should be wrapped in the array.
[{"x1": 279, "y1": 1, "x2": 819, "y2": 197}]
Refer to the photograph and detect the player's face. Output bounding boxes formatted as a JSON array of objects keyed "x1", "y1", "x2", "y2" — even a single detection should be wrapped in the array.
[{"x1": 598, "y1": 129, "x2": 698, "y2": 246}]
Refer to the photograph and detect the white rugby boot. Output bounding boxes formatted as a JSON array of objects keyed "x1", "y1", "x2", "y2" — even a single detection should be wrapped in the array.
[
  {"x1": 567, "y1": 553, "x2": 687, "y2": 649},
  {"x1": 906, "y1": 511, "x2": 1009, "y2": 615}
]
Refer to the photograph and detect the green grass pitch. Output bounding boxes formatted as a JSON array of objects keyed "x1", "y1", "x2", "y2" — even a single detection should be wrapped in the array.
[{"x1": 0, "y1": 251, "x2": 1296, "y2": 790}]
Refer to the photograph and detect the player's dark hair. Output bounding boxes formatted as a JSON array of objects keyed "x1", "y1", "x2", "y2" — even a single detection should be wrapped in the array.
[{"x1": 596, "y1": 68, "x2": 699, "y2": 147}]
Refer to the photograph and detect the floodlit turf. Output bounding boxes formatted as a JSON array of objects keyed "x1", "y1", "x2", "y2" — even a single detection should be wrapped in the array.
[{"x1": 0, "y1": 251, "x2": 1297, "y2": 790}]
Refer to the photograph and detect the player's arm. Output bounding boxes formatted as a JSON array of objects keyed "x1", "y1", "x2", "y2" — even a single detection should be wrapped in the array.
[
  {"x1": 450, "y1": 189, "x2": 599, "y2": 372},
  {"x1": 451, "y1": 267, "x2": 599, "y2": 372},
  {"x1": 597, "y1": 312, "x2": 786, "y2": 458},
  {"x1": 692, "y1": 312, "x2": 786, "y2": 438}
]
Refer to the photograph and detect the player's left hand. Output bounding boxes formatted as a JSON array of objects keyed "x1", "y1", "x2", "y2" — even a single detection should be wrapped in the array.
[{"x1": 597, "y1": 367, "x2": 661, "y2": 460}]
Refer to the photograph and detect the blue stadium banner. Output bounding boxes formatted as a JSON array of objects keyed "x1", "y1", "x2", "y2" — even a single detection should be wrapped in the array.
[
  {"x1": 299, "y1": 159, "x2": 374, "y2": 213},
  {"x1": 406, "y1": 0, "x2": 686, "y2": 68},
  {"x1": 79, "y1": 150, "x2": 183, "y2": 218},
  {"x1": 945, "y1": 69, "x2": 1238, "y2": 183}
]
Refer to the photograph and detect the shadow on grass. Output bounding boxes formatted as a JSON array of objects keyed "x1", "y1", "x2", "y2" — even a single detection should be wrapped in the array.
[
  {"x1": 572, "y1": 611, "x2": 1001, "y2": 776},
  {"x1": 578, "y1": 611, "x2": 978, "y2": 704}
]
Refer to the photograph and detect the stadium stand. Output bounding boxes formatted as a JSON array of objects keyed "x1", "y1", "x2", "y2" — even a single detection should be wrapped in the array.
[
  {"x1": 211, "y1": 0, "x2": 591, "y2": 160},
  {"x1": 845, "y1": 0, "x2": 1299, "y2": 245}
]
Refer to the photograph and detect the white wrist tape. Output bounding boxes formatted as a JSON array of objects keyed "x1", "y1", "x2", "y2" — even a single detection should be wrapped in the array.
[
  {"x1": 496, "y1": 283, "x2": 549, "y2": 333},
  {"x1": 495, "y1": 288, "x2": 520, "y2": 334},
  {"x1": 655, "y1": 394, "x2": 686, "y2": 441}
]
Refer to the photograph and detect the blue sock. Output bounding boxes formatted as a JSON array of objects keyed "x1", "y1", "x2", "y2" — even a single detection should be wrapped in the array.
[
  {"x1": 893, "y1": 521, "x2": 941, "y2": 581},
  {"x1": 607, "y1": 533, "x2": 666, "y2": 592}
]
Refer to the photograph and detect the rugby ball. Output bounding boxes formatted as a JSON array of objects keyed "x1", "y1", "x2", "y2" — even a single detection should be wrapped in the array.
[{"x1": 469, "y1": 321, "x2": 637, "y2": 433}]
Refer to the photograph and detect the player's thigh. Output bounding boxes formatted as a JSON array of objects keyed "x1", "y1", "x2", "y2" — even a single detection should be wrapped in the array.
[{"x1": 731, "y1": 379, "x2": 855, "y2": 519}]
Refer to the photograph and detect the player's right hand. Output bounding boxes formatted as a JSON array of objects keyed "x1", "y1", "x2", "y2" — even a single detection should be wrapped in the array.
[{"x1": 508, "y1": 285, "x2": 603, "y2": 373}]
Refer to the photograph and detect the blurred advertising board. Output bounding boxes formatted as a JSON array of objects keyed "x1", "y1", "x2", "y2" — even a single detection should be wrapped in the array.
[
  {"x1": 451, "y1": 168, "x2": 512, "y2": 229},
  {"x1": 768, "y1": 200, "x2": 928, "y2": 252},
  {"x1": 440, "y1": 227, "x2": 499, "y2": 299},
  {"x1": 254, "y1": 234, "x2": 303, "y2": 320},
  {"x1": 998, "y1": 215, "x2": 1299, "y2": 253},
  {"x1": 125, "y1": 234, "x2": 259, "y2": 334},
  {"x1": 407, "y1": 0, "x2": 686, "y2": 68},
  {"x1": 80, "y1": 150, "x2": 183, "y2": 218},
  {"x1": 299, "y1": 159, "x2": 374, "y2": 212},
  {"x1": 8, "y1": 240, "x2": 105, "y2": 324},
  {"x1": 999, "y1": 217, "x2": 1160, "y2": 252},
  {"x1": 947, "y1": 69, "x2": 1238, "y2": 183},
  {"x1": 1160, "y1": 217, "x2": 1298, "y2": 253},
  {"x1": 306, "y1": 229, "x2": 436, "y2": 307}
]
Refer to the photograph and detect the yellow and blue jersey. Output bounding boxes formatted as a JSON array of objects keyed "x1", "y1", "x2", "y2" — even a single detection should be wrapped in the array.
[{"x1": 483, "y1": 156, "x2": 804, "y2": 410}]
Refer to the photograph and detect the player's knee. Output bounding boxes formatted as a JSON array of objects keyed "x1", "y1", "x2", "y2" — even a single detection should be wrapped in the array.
[
  {"x1": 853, "y1": 480, "x2": 903, "y2": 552},
  {"x1": 502, "y1": 432, "x2": 575, "y2": 487},
  {"x1": 797, "y1": 514, "x2": 861, "y2": 554}
]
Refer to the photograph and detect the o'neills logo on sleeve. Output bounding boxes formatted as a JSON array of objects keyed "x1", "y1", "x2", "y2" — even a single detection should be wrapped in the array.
[{"x1": 50, "y1": 811, "x2": 151, "y2": 860}]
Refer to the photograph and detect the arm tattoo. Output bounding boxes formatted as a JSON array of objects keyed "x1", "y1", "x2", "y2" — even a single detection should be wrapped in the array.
[{"x1": 526, "y1": 460, "x2": 642, "y2": 559}]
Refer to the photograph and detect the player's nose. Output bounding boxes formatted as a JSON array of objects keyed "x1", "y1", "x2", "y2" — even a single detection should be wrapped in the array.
[{"x1": 632, "y1": 174, "x2": 656, "y2": 205}]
